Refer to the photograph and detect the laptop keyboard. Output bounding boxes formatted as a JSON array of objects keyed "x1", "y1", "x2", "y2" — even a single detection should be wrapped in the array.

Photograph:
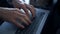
[{"x1": 15, "y1": 10, "x2": 45, "y2": 34}]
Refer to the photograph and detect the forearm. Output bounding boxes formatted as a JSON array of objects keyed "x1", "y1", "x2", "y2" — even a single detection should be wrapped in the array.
[
  {"x1": 0, "y1": 7, "x2": 12, "y2": 16},
  {"x1": 0, "y1": 7, "x2": 8, "y2": 11},
  {"x1": 0, "y1": 7, "x2": 13, "y2": 25},
  {"x1": 0, "y1": 7, "x2": 5, "y2": 24},
  {"x1": 0, "y1": 7, "x2": 6, "y2": 17}
]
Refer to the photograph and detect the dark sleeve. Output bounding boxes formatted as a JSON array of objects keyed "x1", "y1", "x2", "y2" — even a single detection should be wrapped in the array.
[{"x1": 0, "y1": 0, "x2": 13, "y2": 8}]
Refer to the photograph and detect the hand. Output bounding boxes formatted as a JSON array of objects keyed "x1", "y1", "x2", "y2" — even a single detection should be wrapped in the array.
[
  {"x1": 0, "y1": 8, "x2": 31, "y2": 29},
  {"x1": 12, "y1": 0, "x2": 35, "y2": 18}
]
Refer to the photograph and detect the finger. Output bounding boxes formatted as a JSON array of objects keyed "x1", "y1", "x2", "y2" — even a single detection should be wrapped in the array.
[
  {"x1": 25, "y1": 4, "x2": 35, "y2": 18},
  {"x1": 20, "y1": 4, "x2": 30, "y2": 17},
  {"x1": 23, "y1": 15, "x2": 32, "y2": 24},
  {"x1": 15, "y1": 11, "x2": 25, "y2": 17},
  {"x1": 12, "y1": 19, "x2": 25, "y2": 29},
  {"x1": 18, "y1": 10, "x2": 25, "y2": 15},
  {"x1": 15, "y1": 11, "x2": 31, "y2": 24},
  {"x1": 12, "y1": 1, "x2": 20, "y2": 8},
  {"x1": 18, "y1": 17, "x2": 29, "y2": 25},
  {"x1": 16, "y1": 9, "x2": 30, "y2": 20}
]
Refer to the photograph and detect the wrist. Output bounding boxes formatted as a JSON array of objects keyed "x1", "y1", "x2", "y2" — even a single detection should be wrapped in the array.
[{"x1": 0, "y1": 7, "x2": 5, "y2": 17}]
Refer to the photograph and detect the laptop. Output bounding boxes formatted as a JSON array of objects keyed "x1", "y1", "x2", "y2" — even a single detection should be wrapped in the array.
[{"x1": 15, "y1": 8, "x2": 50, "y2": 34}]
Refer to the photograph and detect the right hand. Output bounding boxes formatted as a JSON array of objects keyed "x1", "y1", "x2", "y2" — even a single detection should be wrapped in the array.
[
  {"x1": 12, "y1": 0, "x2": 35, "y2": 18},
  {"x1": 0, "y1": 8, "x2": 31, "y2": 29}
]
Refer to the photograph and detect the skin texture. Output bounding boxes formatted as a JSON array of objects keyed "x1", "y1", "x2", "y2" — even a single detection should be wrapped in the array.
[
  {"x1": 0, "y1": 0, "x2": 35, "y2": 29},
  {"x1": 12, "y1": 0, "x2": 35, "y2": 18}
]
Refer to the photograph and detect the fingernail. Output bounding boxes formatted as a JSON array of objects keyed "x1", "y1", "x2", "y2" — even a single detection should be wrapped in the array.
[
  {"x1": 19, "y1": 27, "x2": 25, "y2": 30},
  {"x1": 26, "y1": 23, "x2": 29, "y2": 26},
  {"x1": 29, "y1": 21, "x2": 32, "y2": 24},
  {"x1": 22, "y1": 26, "x2": 25, "y2": 29}
]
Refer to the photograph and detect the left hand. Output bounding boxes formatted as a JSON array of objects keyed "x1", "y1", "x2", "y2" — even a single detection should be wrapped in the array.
[{"x1": 12, "y1": 0, "x2": 35, "y2": 18}]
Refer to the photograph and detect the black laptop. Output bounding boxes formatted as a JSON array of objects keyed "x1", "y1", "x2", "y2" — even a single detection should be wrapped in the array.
[{"x1": 15, "y1": 8, "x2": 50, "y2": 34}]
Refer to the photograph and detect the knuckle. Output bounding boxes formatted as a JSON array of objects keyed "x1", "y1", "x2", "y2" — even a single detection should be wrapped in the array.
[
  {"x1": 30, "y1": 5, "x2": 33, "y2": 7},
  {"x1": 30, "y1": 5, "x2": 35, "y2": 8},
  {"x1": 15, "y1": 8, "x2": 19, "y2": 11}
]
